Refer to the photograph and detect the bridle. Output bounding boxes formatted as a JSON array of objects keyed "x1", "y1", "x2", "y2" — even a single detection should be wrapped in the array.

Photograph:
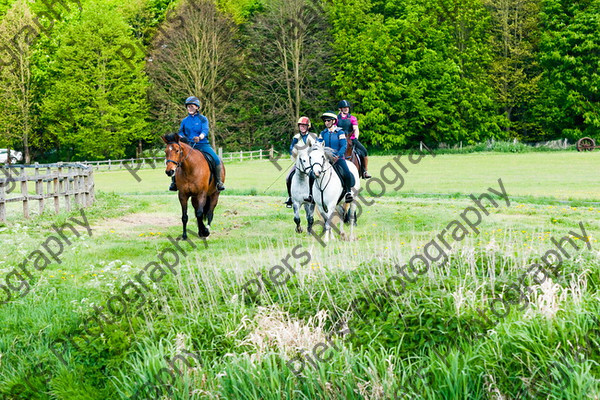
[
  {"x1": 309, "y1": 150, "x2": 334, "y2": 213},
  {"x1": 166, "y1": 142, "x2": 191, "y2": 168},
  {"x1": 296, "y1": 152, "x2": 312, "y2": 175}
]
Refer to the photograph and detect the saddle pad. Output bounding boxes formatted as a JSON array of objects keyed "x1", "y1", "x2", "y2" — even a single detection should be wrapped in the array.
[
  {"x1": 198, "y1": 149, "x2": 217, "y2": 185},
  {"x1": 332, "y1": 162, "x2": 347, "y2": 204}
]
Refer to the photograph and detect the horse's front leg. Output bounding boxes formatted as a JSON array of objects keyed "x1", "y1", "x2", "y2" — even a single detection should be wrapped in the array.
[
  {"x1": 178, "y1": 192, "x2": 189, "y2": 240},
  {"x1": 293, "y1": 202, "x2": 302, "y2": 233},
  {"x1": 305, "y1": 202, "x2": 315, "y2": 234},
  {"x1": 347, "y1": 203, "x2": 356, "y2": 241},
  {"x1": 193, "y1": 195, "x2": 209, "y2": 237}
]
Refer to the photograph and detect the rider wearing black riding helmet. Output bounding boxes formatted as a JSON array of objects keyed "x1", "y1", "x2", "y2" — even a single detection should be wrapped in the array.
[
  {"x1": 305, "y1": 111, "x2": 355, "y2": 204},
  {"x1": 169, "y1": 96, "x2": 225, "y2": 192},
  {"x1": 337, "y1": 100, "x2": 371, "y2": 179}
]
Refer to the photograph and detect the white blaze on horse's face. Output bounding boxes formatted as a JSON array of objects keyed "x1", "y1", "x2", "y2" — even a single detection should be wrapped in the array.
[{"x1": 165, "y1": 144, "x2": 181, "y2": 177}]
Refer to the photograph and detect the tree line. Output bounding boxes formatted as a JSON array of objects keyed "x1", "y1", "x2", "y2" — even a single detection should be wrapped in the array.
[{"x1": 0, "y1": 0, "x2": 598, "y2": 162}]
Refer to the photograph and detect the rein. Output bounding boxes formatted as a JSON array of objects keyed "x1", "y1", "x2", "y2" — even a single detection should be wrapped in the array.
[{"x1": 311, "y1": 156, "x2": 334, "y2": 213}]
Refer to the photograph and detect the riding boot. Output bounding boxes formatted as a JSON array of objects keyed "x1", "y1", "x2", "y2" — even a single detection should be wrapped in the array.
[
  {"x1": 169, "y1": 176, "x2": 177, "y2": 191},
  {"x1": 284, "y1": 170, "x2": 294, "y2": 207},
  {"x1": 362, "y1": 156, "x2": 372, "y2": 179},
  {"x1": 343, "y1": 171, "x2": 354, "y2": 203},
  {"x1": 304, "y1": 172, "x2": 315, "y2": 203},
  {"x1": 215, "y1": 166, "x2": 225, "y2": 191}
]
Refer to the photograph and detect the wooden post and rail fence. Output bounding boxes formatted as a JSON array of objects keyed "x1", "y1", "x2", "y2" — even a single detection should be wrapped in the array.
[
  {"x1": 80, "y1": 147, "x2": 276, "y2": 172},
  {"x1": 0, "y1": 162, "x2": 95, "y2": 223}
]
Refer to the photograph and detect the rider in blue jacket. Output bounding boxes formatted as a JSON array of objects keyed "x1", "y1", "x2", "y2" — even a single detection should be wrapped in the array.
[
  {"x1": 169, "y1": 96, "x2": 225, "y2": 191},
  {"x1": 305, "y1": 111, "x2": 355, "y2": 204}
]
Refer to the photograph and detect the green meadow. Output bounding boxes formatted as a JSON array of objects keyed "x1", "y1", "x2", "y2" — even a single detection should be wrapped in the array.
[{"x1": 1, "y1": 152, "x2": 599, "y2": 399}]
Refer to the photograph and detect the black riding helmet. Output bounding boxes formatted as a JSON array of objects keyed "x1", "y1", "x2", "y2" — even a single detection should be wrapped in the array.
[{"x1": 337, "y1": 100, "x2": 350, "y2": 109}]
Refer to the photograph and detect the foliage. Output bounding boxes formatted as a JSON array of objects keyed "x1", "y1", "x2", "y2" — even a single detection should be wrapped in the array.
[
  {"x1": 536, "y1": 0, "x2": 600, "y2": 141},
  {"x1": 40, "y1": 1, "x2": 150, "y2": 160},
  {"x1": 1, "y1": 0, "x2": 599, "y2": 158}
]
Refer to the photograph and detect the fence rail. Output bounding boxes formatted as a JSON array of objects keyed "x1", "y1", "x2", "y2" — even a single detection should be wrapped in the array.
[
  {"x1": 0, "y1": 162, "x2": 95, "y2": 223},
  {"x1": 80, "y1": 148, "x2": 274, "y2": 171}
]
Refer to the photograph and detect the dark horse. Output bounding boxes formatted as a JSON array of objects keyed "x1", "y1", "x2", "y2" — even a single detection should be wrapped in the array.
[
  {"x1": 162, "y1": 133, "x2": 225, "y2": 239},
  {"x1": 345, "y1": 136, "x2": 362, "y2": 176}
]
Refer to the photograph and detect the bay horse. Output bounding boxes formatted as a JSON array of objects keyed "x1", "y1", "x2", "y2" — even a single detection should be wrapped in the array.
[
  {"x1": 162, "y1": 133, "x2": 225, "y2": 239},
  {"x1": 345, "y1": 136, "x2": 363, "y2": 177},
  {"x1": 303, "y1": 142, "x2": 360, "y2": 242},
  {"x1": 290, "y1": 147, "x2": 315, "y2": 234}
]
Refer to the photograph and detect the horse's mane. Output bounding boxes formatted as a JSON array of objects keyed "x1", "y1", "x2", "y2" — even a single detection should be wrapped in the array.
[
  {"x1": 163, "y1": 132, "x2": 180, "y2": 144},
  {"x1": 309, "y1": 143, "x2": 336, "y2": 162}
]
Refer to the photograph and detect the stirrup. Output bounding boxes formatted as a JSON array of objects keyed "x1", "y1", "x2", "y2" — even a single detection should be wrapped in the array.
[
  {"x1": 344, "y1": 192, "x2": 354, "y2": 203},
  {"x1": 285, "y1": 197, "x2": 293, "y2": 208},
  {"x1": 217, "y1": 181, "x2": 225, "y2": 191}
]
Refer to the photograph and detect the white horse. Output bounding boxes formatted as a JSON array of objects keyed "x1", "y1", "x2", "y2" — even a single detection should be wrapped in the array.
[
  {"x1": 304, "y1": 142, "x2": 360, "y2": 242},
  {"x1": 290, "y1": 147, "x2": 315, "y2": 233}
]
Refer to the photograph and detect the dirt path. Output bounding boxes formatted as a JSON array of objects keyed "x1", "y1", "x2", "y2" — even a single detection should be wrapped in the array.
[{"x1": 92, "y1": 212, "x2": 180, "y2": 236}]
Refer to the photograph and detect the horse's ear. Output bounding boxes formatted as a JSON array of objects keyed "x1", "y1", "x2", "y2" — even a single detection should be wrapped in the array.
[{"x1": 161, "y1": 135, "x2": 168, "y2": 144}]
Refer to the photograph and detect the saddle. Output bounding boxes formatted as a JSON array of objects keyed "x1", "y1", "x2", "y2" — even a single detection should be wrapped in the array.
[
  {"x1": 332, "y1": 161, "x2": 349, "y2": 204},
  {"x1": 346, "y1": 141, "x2": 364, "y2": 176},
  {"x1": 196, "y1": 148, "x2": 217, "y2": 185},
  {"x1": 179, "y1": 137, "x2": 218, "y2": 185}
]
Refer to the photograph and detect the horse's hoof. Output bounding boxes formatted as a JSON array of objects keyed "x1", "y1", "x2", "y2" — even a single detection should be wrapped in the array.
[
  {"x1": 178, "y1": 235, "x2": 187, "y2": 241},
  {"x1": 199, "y1": 229, "x2": 210, "y2": 237},
  {"x1": 296, "y1": 226, "x2": 303, "y2": 233}
]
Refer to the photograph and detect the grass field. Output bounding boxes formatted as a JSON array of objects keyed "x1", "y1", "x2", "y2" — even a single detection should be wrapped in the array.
[{"x1": 1, "y1": 151, "x2": 599, "y2": 399}]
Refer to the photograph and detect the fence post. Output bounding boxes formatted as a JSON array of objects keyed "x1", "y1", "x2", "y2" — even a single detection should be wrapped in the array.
[
  {"x1": 270, "y1": 146, "x2": 274, "y2": 159},
  {"x1": 21, "y1": 166, "x2": 29, "y2": 219},
  {"x1": 0, "y1": 175, "x2": 5, "y2": 223},
  {"x1": 64, "y1": 166, "x2": 71, "y2": 212},
  {"x1": 218, "y1": 147, "x2": 223, "y2": 160},
  {"x1": 54, "y1": 164, "x2": 61, "y2": 214},
  {"x1": 35, "y1": 162, "x2": 44, "y2": 215},
  {"x1": 74, "y1": 168, "x2": 81, "y2": 207},
  {"x1": 259, "y1": 149, "x2": 263, "y2": 159},
  {"x1": 108, "y1": 159, "x2": 111, "y2": 171},
  {"x1": 239, "y1": 150, "x2": 243, "y2": 161},
  {"x1": 89, "y1": 168, "x2": 95, "y2": 205},
  {"x1": 46, "y1": 166, "x2": 52, "y2": 202}
]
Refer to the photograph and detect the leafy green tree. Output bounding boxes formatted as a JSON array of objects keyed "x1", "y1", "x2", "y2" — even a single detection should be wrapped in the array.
[
  {"x1": 145, "y1": 0, "x2": 241, "y2": 148},
  {"x1": 485, "y1": 0, "x2": 542, "y2": 138},
  {"x1": 536, "y1": 0, "x2": 600, "y2": 140},
  {"x1": 0, "y1": 0, "x2": 38, "y2": 162},
  {"x1": 41, "y1": 1, "x2": 150, "y2": 160},
  {"x1": 240, "y1": 0, "x2": 332, "y2": 150},
  {"x1": 330, "y1": 0, "x2": 499, "y2": 149}
]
